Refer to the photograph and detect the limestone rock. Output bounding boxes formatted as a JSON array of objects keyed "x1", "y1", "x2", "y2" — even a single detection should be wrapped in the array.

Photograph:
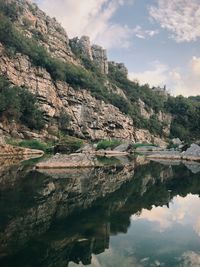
[
  {"x1": 138, "y1": 99, "x2": 153, "y2": 119},
  {"x1": 172, "y1": 138, "x2": 182, "y2": 146},
  {"x1": 183, "y1": 144, "x2": 200, "y2": 157},
  {"x1": 78, "y1": 144, "x2": 95, "y2": 153},
  {"x1": 70, "y1": 36, "x2": 93, "y2": 60},
  {"x1": 0, "y1": 1, "x2": 171, "y2": 146},
  {"x1": 135, "y1": 129, "x2": 153, "y2": 143},
  {"x1": 92, "y1": 45, "x2": 108, "y2": 74},
  {"x1": 0, "y1": 47, "x2": 135, "y2": 141},
  {"x1": 114, "y1": 143, "x2": 131, "y2": 152},
  {"x1": 137, "y1": 99, "x2": 171, "y2": 136},
  {"x1": 70, "y1": 36, "x2": 108, "y2": 74}
]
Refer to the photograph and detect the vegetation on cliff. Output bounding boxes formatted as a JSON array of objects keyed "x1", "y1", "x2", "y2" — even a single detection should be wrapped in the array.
[
  {"x1": 0, "y1": 76, "x2": 44, "y2": 130},
  {"x1": 165, "y1": 96, "x2": 200, "y2": 141}
]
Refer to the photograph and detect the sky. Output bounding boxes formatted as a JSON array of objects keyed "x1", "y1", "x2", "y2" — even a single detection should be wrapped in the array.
[{"x1": 34, "y1": 0, "x2": 200, "y2": 97}]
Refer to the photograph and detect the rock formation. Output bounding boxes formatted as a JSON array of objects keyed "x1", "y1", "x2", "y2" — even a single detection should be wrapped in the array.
[
  {"x1": 0, "y1": 42, "x2": 170, "y2": 146},
  {"x1": 70, "y1": 36, "x2": 109, "y2": 74},
  {"x1": 91, "y1": 44, "x2": 108, "y2": 74},
  {"x1": 0, "y1": 0, "x2": 171, "y2": 146}
]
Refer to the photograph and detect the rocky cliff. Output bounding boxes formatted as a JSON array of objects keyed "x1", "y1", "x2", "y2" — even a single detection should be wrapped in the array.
[
  {"x1": 0, "y1": 0, "x2": 171, "y2": 146},
  {"x1": 0, "y1": 43, "x2": 135, "y2": 140}
]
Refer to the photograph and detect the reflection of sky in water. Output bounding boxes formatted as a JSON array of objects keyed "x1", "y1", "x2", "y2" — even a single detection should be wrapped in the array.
[
  {"x1": 132, "y1": 194, "x2": 200, "y2": 234},
  {"x1": 69, "y1": 194, "x2": 200, "y2": 267}
]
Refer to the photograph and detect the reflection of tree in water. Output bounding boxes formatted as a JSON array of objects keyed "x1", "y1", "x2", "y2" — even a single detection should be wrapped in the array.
[{"x1": 0, "y1": 162, "x2": 200, "y2": 267}]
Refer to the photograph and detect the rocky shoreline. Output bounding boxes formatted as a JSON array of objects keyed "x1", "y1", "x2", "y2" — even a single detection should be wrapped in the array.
[
  {"x1": 0, "y1": 136, "x2": 44, "y2": 157},
  {"x1": 36, "y1": 143, "x2": 200, "y2": 169},
  {"x1": 147, "y1": 144, "x2": 200, "y2": 162},
  {"x1": 0, "y1": 146, "x2": 44, "y2": 157},
  {"x1": 1, "y1": 134, "x2": 200, "y2": 169},
  {"x1": 35, "y1": 152, "x2": 131, "y2": 169}
]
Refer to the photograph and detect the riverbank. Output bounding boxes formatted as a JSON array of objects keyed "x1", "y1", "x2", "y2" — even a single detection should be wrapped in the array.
[
  {"x1": 147, "y1": 144, "x2": 200, "y2": 162},
  {"x1": 35, "y1": 143, "x2": 200, "y2": 169},
  {"x1": 0, "y1": 144, "x2": 44, "y2": 157},
  {"x1": 35, "y1": 153, "x2": 132, "y2": 169}
]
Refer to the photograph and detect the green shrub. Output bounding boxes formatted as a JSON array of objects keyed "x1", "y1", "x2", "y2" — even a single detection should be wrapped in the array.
[
  {"x1": 58, "y1": 135, "x2": 84, "y2": 152},
  {"x1": 58, "y1": 110, "x2": 71, "y2": 130},
  {"x1": 97, "y1": 156, "x2": 120, "y2": 166},
  {"x1": 0, "y1": 76, "x2": 44, "y2": 130},
  {"x1": 165, "y1": 96, "x2": 200, "y2": 141},
  {"x1": 18, "y1": 140, "x2": 49, "y2": 152},
  {"x1": 0, "y1": 0, "x2": 22, "y2": 21},
  {"x1": 96, "y1": 139, "x2": 121, "y2": 150}
]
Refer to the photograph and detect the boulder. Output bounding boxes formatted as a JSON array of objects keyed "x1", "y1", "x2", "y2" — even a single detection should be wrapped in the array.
[
  {"x1": 79, "y1": 144, "x2": 95, "y2": 153},
  {"x1": 147, "y1": 144, "x2": 200, "y2": 162},
  {"x1": 114, "y1": 143, "x2": 131, "y2": 152},
  {"x1": 172, "y1": 138, "x2": 182, "y2": 146},
  {"x1": 183, "y1": 144, "x2": 200, "y2": 157}
]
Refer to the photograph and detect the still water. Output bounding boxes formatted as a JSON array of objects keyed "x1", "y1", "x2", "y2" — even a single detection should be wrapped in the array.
[{"x1": 0, "y1": 157, "x2": 200, "y2": 267}]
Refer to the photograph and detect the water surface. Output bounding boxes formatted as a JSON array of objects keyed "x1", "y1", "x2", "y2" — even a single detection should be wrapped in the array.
[{"x1": 0, "y1": 158, "x2": 200, "y2": 267}]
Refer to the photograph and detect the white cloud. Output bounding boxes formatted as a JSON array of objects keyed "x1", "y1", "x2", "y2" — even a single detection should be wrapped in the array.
[
  {"x1": 129, "y1": 61, "x2": 169, "y2": 87},
  {"x1": 35, "y1": 0, "x2": 158, "y2": 49},
  {"x1": 34, "y1": 0, "x2": 135, "y2": 49},
  {"x1": 133, "y1": 26, "x2": 159, "y2": 39},
  {"x1": 150, "y1": 0, "x2": 200, "y2": 42},
  {"x1": 169, "y1": 57, "x2": 200, "y2": 96},
  {"x1": 191, "y1": 56, "x2": 200, "y2": 76},
  {"x1": 95, "y1": 24, "x2": 133, "y2": 49},
  {"x1": 129, "y1": 58, "x2": 200, "y2": 97}
]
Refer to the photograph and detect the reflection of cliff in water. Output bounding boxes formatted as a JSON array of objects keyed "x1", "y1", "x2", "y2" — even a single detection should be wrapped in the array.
[{"x1": 0, "y1": 161, "x2": 200, "y2": 267}]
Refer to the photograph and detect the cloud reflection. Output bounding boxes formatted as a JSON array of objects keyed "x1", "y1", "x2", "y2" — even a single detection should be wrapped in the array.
[{"x1": 132, "y1": 194, "x2": 200, "y2": 235}]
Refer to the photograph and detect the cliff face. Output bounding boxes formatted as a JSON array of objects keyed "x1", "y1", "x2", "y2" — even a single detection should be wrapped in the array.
[
  {"x1": 0, "y1": 0, "x2": 171, "y2": 146},
  {"x1": 0, "y1": 43, "x2": 135, "y2": 141},
  {"x1": 13, "y1": 0, "x2": 75, "y2": 64}
]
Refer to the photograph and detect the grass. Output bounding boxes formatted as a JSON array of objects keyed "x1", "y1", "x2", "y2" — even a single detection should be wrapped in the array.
[
  {"x1": 7, "y1": 138, "x2": 53, "y2": 153},
  {"x1": 56, "y1": 135, "x2": 85, "y2": 152},
  {"x1": 6, "y1": 135, "x2": 84, "y2": 154},
  {"x1": 97, "y1": 156, "x2": 120, "y2": 166},
  {"x1": 18, "y1": 140, "x2": 53, "y2": 152},
  {"x1": 96, "y1": 139, "x2": 121, "y2": 150}
]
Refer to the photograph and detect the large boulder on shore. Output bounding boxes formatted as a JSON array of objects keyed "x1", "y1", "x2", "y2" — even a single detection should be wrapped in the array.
[
  {"x1": 114, "y1": 143, "x2": 132, "y2": 152},
  {"x1": 183, "y1": 144, "x2": 200, "y2": 157}
]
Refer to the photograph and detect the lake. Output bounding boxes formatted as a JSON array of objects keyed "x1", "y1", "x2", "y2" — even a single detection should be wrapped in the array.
[{"x1": 0, "y1": 157, "x2": 200, "y2": 267}]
